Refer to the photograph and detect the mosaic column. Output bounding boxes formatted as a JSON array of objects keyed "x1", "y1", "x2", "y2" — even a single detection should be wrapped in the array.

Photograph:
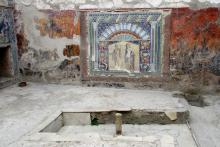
[
  {"x1": 92, "y1": 22, "x2": 98, "y2": 70},
  {"x1": 150, "y1": 21, "x2": 157, "y2": 72}
]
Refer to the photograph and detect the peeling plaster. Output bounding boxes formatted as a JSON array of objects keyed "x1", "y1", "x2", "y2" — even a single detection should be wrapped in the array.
[{"x1": 14, "y1": 0, "x2": 220, "y2": 86}]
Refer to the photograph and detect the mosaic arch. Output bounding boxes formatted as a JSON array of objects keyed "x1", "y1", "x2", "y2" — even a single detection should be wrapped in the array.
[{"x1": 88, "y1": 12, "x2": 163, "y2": 76}]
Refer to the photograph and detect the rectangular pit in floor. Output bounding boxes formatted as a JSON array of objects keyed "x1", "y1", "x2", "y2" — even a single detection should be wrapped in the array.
[
  {"x1": 24, "y1": 109, "x2": 195, "y2": 147},
  {"x1": 40, "y1": 110, "x2": 189, "y2": 133}
]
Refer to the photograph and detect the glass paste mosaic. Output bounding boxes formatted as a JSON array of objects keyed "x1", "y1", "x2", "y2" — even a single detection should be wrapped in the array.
[{"x1": 88, "y1": 12, "x2": 163, "y2": 76}]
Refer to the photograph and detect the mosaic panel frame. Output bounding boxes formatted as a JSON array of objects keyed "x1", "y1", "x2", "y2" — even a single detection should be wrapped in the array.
[{"x1": 87, "y1": 11, "x2": 164, "y2": 77}]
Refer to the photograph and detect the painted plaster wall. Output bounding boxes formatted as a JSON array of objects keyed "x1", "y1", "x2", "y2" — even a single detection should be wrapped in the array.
[
  {"x1": 170, "y1": 8, "x2": 220, "y2": 93},
  {"x1": 14, "y1": 0, "x2": 220, "y2": 92},
  {"x1": 16, "y1": 6, "x2": 81, "y2": 83}
]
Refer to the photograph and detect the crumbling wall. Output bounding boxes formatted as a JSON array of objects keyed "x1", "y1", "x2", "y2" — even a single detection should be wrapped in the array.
[
  {"x1": 0, "y1": 5, "x2": 19, "y2": 78},
  {"x1": 14, "y1": 0, "x2": 220, "y2": 92},
  {"x1": 170, "y1": 7, "x2": 220, "y2": 93},
  {"x1": 15, "y1": 6, "x2": 80, "y2": 83}
]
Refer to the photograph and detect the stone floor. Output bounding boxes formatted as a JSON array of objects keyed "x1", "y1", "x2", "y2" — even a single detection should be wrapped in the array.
[
  {"x1": 0, "y1": 83, "x2": 219, "y2": 147},
  {"x1": 23, "y1": 124, "x2": 196, "y2": 147}
]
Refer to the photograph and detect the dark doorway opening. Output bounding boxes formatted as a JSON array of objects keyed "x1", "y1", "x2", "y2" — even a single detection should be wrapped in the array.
[{"x1": 0, "y1": 46, "x2": 13, "y2": 82}]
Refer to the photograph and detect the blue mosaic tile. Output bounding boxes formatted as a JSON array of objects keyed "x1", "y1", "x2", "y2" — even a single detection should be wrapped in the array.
[{"x1": 88, "y1": 12, "x2": 162, "y2": 75}]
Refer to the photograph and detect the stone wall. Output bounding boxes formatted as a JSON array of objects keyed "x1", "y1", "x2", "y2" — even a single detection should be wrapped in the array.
[{"x1": 13, "y1": 0, "x2": 220, "y2": 92}]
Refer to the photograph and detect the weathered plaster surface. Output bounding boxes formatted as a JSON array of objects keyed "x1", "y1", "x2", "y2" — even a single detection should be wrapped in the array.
[
  {"x1": 13, "y1": 0, "x2": 220, "y2": 92},
  {"x1": 14, "y1": 0, "x2": 220, "y2": 10},
  {"x1": 17, "y1": 6, "x2": 80, "y2": 83},
  {"x1": 20, "y1": 7, "x2": 79, "y2": 53},
  {"x1": 0, "y1": 0, "x2": 7, "y2": 6},
  {"x1": 169, "y1": 8, "x2": 220, "y2": 93},
  {"x1": 0, "y1": 5, "x2": 19, "y2": 83}
]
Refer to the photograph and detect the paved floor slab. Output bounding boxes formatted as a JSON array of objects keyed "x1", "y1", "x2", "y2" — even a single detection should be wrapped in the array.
[
  {"x1": 21, "y1": 124, "x2": 196, "y2": 147},
  {"x1": 0, "y1": 83, "x2": 191, "y2": 147}
]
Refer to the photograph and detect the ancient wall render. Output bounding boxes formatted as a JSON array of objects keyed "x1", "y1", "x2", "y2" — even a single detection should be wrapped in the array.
[
  {"x1": 13, "y1": 0, "x2": 220, "y2": 93},
  {"x1": 0, "y1": 1, "x2": 19, "y2": 88},
  {"x1": 16, "y1": 7, "x2": 80, "y2": 83},
  {"x1": 169, "y1": 7, "x2": 220, "y2": 93}
]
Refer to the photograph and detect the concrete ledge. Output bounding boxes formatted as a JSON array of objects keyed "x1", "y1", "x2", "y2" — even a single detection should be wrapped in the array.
[{"x1": 0, "y1": 78, "x2": 17, "y2": 89}]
